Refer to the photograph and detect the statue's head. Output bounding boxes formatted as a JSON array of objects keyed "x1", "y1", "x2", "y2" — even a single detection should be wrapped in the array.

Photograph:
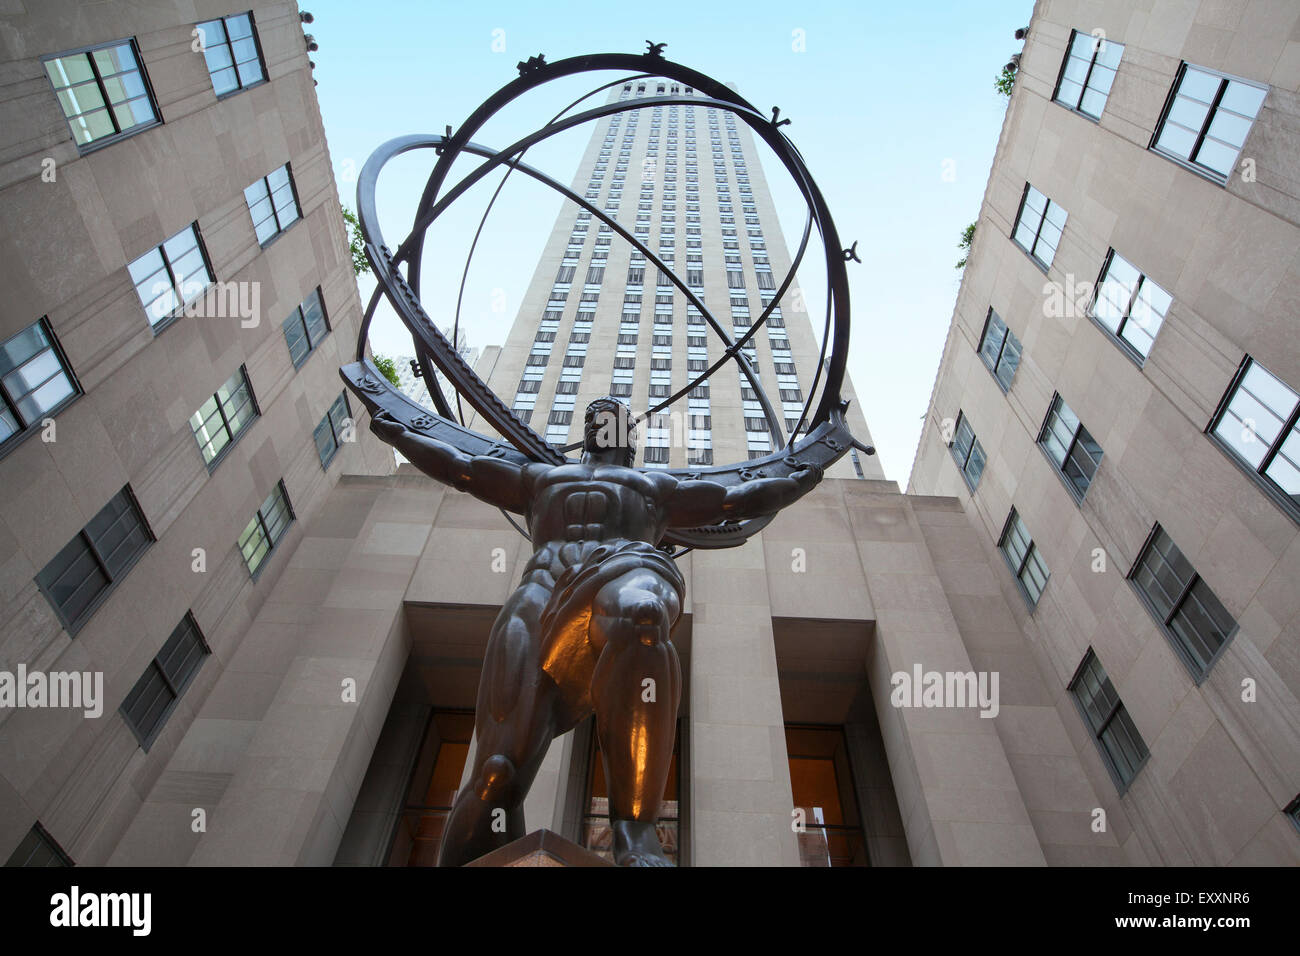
[{"x1": 583, "y1": 396, "x2": 637, "y2": 467}]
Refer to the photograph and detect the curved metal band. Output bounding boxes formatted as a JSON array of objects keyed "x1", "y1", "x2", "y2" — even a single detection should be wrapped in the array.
[{"x1": 345, "y1": 51, "x2": 857, "y2": 548}]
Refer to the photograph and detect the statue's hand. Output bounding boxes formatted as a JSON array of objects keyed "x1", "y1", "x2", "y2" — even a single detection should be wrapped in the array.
[
  {"x1": 791, "y1": 461, "x2": 824, "y2": 492},
  {"x1": 370, "y1": 410, "x2": 407, "y2": 443}
]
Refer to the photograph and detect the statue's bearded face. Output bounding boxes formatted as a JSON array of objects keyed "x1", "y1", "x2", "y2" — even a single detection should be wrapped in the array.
[{"x1": 583, "y1": 397, "x2": 637, "y2": 467}]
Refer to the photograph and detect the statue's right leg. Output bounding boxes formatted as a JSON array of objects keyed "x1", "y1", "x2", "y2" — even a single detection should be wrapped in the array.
[{"x1": 436, "y1": 587, "x2": 558, "y2": 867}]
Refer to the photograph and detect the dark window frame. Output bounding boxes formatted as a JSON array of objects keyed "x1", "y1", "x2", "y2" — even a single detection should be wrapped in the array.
[
  {"x1": 948, "y1": 411, "x2": 986, "y2": 492},
  {"x1": 1050, "y1": 29, "x2": 1125, "y2": 122},
  {"x1": 282, "y1": 287, "x2": 331, "y2": 370},
  {"x1": 1286, "y1": 795, "x2": 1300, "y2": 836},
  {"x1": 190, "y1": 363, "x2": 260, "y2": 472},
  {"x1": 1126, "y1": 524, "x2": 1238, "y2": 684},
  {"x1": 1068, "y1": 649, "x2": 1150, "y2": 795},
  {"x1": 196, "y1": 10, "x2": 268, "y2": 100},
  {"x1": 1036, "y1": 392, "x2": 1104, "y2": 503},
  {"x1": 976, "y1": 308, "x2": 1022, "y2": 392},
  {"x1": 238, "y1": 479, "x2": 295, "y2": 580},
  {"x1": 1086, "y1": 248, "x2": 1171, "y2": 366},
  {"x1": 1011, "y1": 182, "x2": 1066, "y2": 272},
  {"x1": 997, "y1": 508, "x2": 1050, "y2": 609},
  {"x1": 120, "y1": 611, "x2": 211, "y2": 751},
  {"x1": 1205, "y1": 355, "x2": 1300, "y2": 526},
  {"x1": 129, "y1": 221, "x2": 217, "y2": 334},
  {"x1": 0, "y1": 317, "x2": 83, "y2": 462},
  {"x1": 35, "y1": 485, "x2": 155, "y2": 636},
  {"x1": 314, "y1": 391, "x2": 352, "y2": 470},
  {"x1": 4, "y1": 822, "x2": 74, "y2": 867},
  {"x1": 41, "y1": 36, "x2": 162, "y2": 154},
  {"x1": 245, "y1": 163, "x2": 302, "y2": 248},
  {"x1": 1149, "y1": 61, "x2": 1268, "y2": 185}
]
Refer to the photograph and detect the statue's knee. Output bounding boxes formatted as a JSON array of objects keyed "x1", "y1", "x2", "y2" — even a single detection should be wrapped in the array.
[
  {"x1": 623, "y1": 593, "x2": 669, "y2": 645},
  {"x1": 475, "y1": 753, "x2": 517, "y2": 803}
]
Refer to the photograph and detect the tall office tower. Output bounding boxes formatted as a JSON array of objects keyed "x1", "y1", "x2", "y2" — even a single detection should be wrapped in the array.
[
  {"x1": 0, "y1": 2, "x2": 391, "y2": 866},
  {"x1": 482, "y1": 80, "x2": 883, "y2": 479},
  {"x1": 394, "y1": 330, "x2": 479, "y2": 412},
  {"x1": 910, "y1": 1, "x2": 1300, "y2": 864}
]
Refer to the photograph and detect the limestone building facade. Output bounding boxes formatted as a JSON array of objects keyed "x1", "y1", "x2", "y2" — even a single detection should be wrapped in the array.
[{"x1": 909, "y1": 0, "x2": 1300, "y2": 864}]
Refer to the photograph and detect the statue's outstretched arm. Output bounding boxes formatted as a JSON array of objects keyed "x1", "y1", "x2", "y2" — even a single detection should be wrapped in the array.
[
  {"x1": 664, "y1": 463, "x2": 823, "y2": 526},
  {"x1": 370, "y1": 411, "x2": 530, "y2": 513}
]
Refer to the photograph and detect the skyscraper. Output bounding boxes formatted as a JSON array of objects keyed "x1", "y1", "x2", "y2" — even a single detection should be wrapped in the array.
[{"x1": 480, "y1": 80, "x2": 882, "y2": 480}]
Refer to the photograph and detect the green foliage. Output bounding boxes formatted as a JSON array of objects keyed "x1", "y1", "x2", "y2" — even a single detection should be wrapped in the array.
[
  {"x1": 342, "y1": 204, "x2": 370, "y2": 276},
  {"x1": 995, "y1": 63, "x2": 1016, "y2": 97},
  {"x1": 956, "y1": 221, "x2": 977, "y2": 270},
  {"x1": 372, "y1": 353, "x2": 401, "y2": 388}
]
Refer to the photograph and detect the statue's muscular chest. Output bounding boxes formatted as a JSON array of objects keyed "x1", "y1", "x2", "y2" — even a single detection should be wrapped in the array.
[{"x1": 529, "y1": 468, "x2": 660, "y2": 543}]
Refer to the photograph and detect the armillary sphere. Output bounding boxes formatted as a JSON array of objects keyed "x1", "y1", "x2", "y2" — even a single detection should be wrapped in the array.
[{"x1": 340, "y1": 44, "x2": 873, "y2": 551}]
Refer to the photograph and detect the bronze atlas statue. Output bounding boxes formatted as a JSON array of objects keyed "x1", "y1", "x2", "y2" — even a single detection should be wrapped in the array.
[{"x1": 340, "y1": 45, "x2": 873, "y2": 866}]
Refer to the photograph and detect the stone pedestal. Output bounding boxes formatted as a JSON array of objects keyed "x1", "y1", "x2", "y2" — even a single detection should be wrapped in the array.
[{"x1": 465, "y1": 829, "x2": 614, "y2": 867}]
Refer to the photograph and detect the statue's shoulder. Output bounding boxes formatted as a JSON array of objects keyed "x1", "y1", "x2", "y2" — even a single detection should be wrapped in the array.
[
  {"x1": 636, "y1": 468, "x2": 680, "y2": 495},
  {"x1": 528, "y1": 460, "x2": 588, "y2": 487}
]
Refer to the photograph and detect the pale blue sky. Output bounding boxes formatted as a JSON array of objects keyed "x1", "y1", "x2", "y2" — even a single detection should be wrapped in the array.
[{"x1": 307, "y1": 0, "x2": 1034, "y2": 482}]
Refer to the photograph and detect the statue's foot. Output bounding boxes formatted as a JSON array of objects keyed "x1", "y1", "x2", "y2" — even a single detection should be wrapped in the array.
[{"x1": 610, "y1": 818, "x2": 673, "y2": 867}]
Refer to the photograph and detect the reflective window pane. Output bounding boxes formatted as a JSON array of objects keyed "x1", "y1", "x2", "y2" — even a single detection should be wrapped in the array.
[
  {"x1": 43, "y1": 41, "x2": 158, "y2": 146},
  {"x1": 1070, "y1": 650, "x2": 1148, "y2": 790},
  {"x1": 1131, "y1": 525, "x2": 1236, "y2": 681},
  {"x1": 198, "y1": 12, "x2": 264, "y2": 95},
  {"x1": 1212, "y1": 357, "x2": 1300, "y2": 519},
  {"x1": 1154, "y1": 65, "x2": 1266, "y2": 181}
]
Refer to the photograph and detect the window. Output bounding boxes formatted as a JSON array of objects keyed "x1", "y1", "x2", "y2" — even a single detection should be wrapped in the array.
[
  {"x1": 1089, "y1": 250, "x2": 1170, "y2": 361},
  {"x1": 36, "y1": 486, "x2": 152, "y2": 634},
  {"x1": 977, "y1": 309, "x2": 1021, "y2": 390},
  {"x1": 189, "y1": 365, "x2": 258, "y2": 469},
  {"x1": 1152, "y1": 64, "x2": 1266, "y2": 182},
  {"x1": 1287, "y1": 795, "x2": 1300, "y2": 836},
  {"x1": 121, "y1": 612, "x2": 210, "y2": 750},
  {"x1": 1012, "y1": 184, "x2": 1067, "y2": 269},
  {"x1": 1053, "y1": 30, "x2": 1124, "y2": 119},
  {"x1": 238, "y1": 480, "x2": 293, "y2": 577},
  {"x1": 244, "y1": 164, "x2": 300, "y2": 245},
  {"x1": 5, "y1": 824, "x2": 72, "y2": 867},
  {"x1": 787, "y1": 724, "x2": 867, "y2": 866},
  {"x1": 196, "y1": 12, "x2": 265, "y2": 96},
  {"x1": 1129, "y1": 525, "x2": 1237, "y2": 682},
  {"x1": 42, "y1": 38, "x2": 158, "y2": 149},
  {"x1": 388, "y1": 709, "x2": 474, "y2": 865},
  {"x1": 0, "y1": 318, "x2": 80, "y2": 457},
  {"x1": 1208, "y1": 357, "x2": 1300, "y2": 521},
  {"x1": 997, "y1": 508, "x2": 1049, "y2": 607},
  {"x1": 1069, "y1": 649, "x2": 1149, "y2": 792},
  {"x1": 282, "y1": 288, "x2": 329, "y2": 369},
  {"x1": 313, "y1": 392, "x2": 352, "y2": 469},
  {"x1": 1038, "y1": 393, "x2": 1103, "y2": 500},
  {"x1": 948, "y1": 412, "x2": 986, "y2": 491},
  {"x1": 128, "y1": 223, "x2": 213, "y2": 330}
]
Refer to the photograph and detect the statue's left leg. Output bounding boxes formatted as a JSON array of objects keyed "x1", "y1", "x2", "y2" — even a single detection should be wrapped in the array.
[{"x1": 589, "y1": 567, "x2": 682, "y2": 867}]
